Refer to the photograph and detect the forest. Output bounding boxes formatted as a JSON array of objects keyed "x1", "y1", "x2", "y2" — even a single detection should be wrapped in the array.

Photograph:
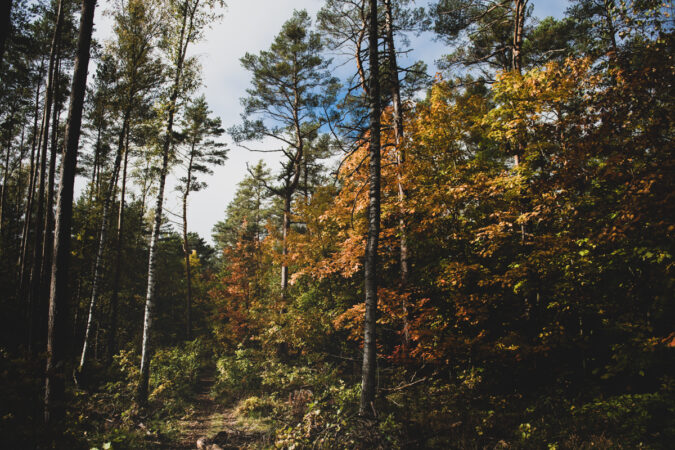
[{"x1": 0, "y1": 0, "x2": 673, "y2": 448}]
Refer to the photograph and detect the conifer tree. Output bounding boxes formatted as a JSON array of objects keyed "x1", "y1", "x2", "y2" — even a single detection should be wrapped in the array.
[{"x1": 230, "y1": 9, "x2": 337, "y2": 295}]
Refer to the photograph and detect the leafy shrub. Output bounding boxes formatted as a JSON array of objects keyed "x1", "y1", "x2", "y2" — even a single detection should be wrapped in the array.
[
  {"x1": 150, "y1": 338, "x2": 205, "y2": 404},
  {"x1": 212, "y1": 345, "x2": 262, "y2": 401}
]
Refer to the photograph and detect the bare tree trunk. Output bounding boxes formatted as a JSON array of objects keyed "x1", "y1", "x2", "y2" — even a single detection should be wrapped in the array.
[
  {"x1": 28, "y1": 0, "x2": 64, "y2": 351},
  {"x1": 78, "y1": 114, "x2": 127, "y2": 377},
  {"x1": 107, "y1": 127, "x2": 129, "y2": 364},
  {"x1": 512, "y1": 0, "x2": 526, "y2": 75},
  {"x1": 182, "y1": 142, "x2": 195, "y2": 341},
  {"x1": 36, "y1": 59, "x2": 63, "y2": 348},
  {"x1": 360, "y1": 0, "x2": 381, "y2": 418},
  {"x1": 383, "y1": 0, "x2": 410, "y2": 351},
  {"x1": 138, "y1": 0, "x2": 192, "y2": 405},
  {"x1": 137, "y1": 129, "x2": 170, "y2": 405},
  {"x1": 45, "y1": 0, "x2": 96, "y2": 426},
  {"x1": 18, "y1": 58, "x2": 45, "y2": 285},
  {"x1": 280, "y1": 195, "x2": 290, "y2": 292},
  {"x1": 0, "y1": 124, "x2": 13, "y2": 234},
  {"x1": 89, "y1": 120, "x2": 103, "y2": 203}
]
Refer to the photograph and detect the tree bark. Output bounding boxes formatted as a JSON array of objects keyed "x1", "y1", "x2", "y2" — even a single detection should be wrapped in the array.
[
  {"x1": 182, "y1": 136, "x2": 196, "y2": 341},
  {"x1": 138, "y1": 0, "x2": 193, "y2": 406},
  {"x1": 18, "y1": 57, "x2": 45, "y2": 288},
  {"x1": 360, "y1": 0, "x2": 381, "y2": 418},
  {"x1": 45, "y1": 0, "x2": 96, "y2": 426},
  {"x1": 383, "y1": 0, "x2": 410, "y2": 351},
  {"x1": 107, "y1": 127, "x2": 130, "y2": 364},
  {"x1": 0, "y1": 119, "x2": 14, "y2": 235},
  {"x1": 512, "y1": 0, "x2": 525, "y2": 74},
  {"x1": 28, "y1": 0, "x2": 64, "y2": 352},
  {"x1": 78, "y1": 116, "x2": 126, "y2": 377},
  {"x1": 37, "y1": 57, "x2": 63, "y2": 348}
]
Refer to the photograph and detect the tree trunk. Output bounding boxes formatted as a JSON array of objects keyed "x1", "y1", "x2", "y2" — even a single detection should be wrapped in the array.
[
  {"x1": 280, "y1": 194, "x2": 291, "y2": 292},
  {"x1": 78, "y1": 114, "x2": 127, "y2": 376},
  {"x1": 182, "y1": 143, "x2": 195, "y2": 341},
  {"x1": 383, "y1": 0, "x2": 410, "y2": 351},
  {"x1": 0, "y1": 123, "x2": 13, "y2": 235},
  {"x1": 45, "y1": 0, "x2": 96, "y2": 426},
  {"x1": 28, "y1": 0, "x2": 64, "y2": 351},
  {"x1": 138, "y1": 0, "x2": 192, "y2": 405},
  {"x1": 89, "y1": 120, "x2": 103, "y2": 203},
  {"x1": 512, "y1": 0, "x2": 526, "y2": 75},
  {"x1": 18, "y1": 58, "x2": 45, "y2": 287},
  {"x1": 603, "y1": 0, "x2": 618, "y2": 58},
  {"x1": 36, "y1": 58, "x2": 63, "y2": 348},
  {"x1": 360, "y1": 0, "x2": 381, "y2": 418},
  {"x1": 107, "y1": 127, "x2": 129, "y2": 364}
]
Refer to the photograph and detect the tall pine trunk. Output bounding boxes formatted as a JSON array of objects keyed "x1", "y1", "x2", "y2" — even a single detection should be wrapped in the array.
[
  {"x1": 383, "y1": 0, "x2": 410, "y2": 351},
  {"x1": 360, "y1": 0, "x2": 381, "y2": 418},
  {"x1": 182, "y1": 141, "x2": 196, "y2": 341},
  {"x1": 511, "y1": 0, "x2": 525, "y2": 75},
  {"x1": 28, "y1": 0, "x2": 64, "y2": 352},
  {"x1": 137, "y1": 0, "x2": 192, "y2": 405},
  {"x1": 36, "y1": 58, "x2": 63, "y2": 348},
  {"x1": 45, "y1": 0, "x2": 96, "y2": 426},
  {"x1": 18, "y1": 58, "x2": 45, "y2": 287},
  {"x1": 77, "y1": 116, "x2": 127, "y2": 378},
  {"x1": 107, "y1": 128, "x2": 130, "y2": 364}
]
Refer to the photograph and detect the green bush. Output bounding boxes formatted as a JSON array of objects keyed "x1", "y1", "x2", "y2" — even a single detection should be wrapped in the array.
[
  {"x1": 150, "y1": 338, "x2": 205, "y2": 404},
  {"x1": 212, "y1": 345, "x2": 262, "y2": 401}
]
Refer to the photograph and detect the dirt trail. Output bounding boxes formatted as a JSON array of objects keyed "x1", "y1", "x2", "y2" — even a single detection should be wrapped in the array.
[
  {"x1": 171, "y1": 370, "x2": 266, "y2": 449},
  {"x1": 172, "y1": 371, "x2": 237, "y2": 449}
]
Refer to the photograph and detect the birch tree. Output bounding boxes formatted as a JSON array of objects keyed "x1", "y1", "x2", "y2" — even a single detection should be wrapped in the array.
[{"x1": 136, "y1": 0, "x2": 224, "y2": 406}]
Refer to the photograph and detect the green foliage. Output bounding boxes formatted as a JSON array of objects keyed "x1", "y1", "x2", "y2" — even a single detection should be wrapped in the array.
[
  {"x1": 149, "y1": 338, "x2": 205, "y2": 405},
  {"x1": 212, "y1": 346, "x2": 262, "y2": 401}
]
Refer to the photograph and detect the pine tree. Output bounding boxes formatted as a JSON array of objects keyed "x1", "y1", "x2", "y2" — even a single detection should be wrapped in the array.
[{"x1": 230, "y1": 9, "x2": 337, "y2": 295}]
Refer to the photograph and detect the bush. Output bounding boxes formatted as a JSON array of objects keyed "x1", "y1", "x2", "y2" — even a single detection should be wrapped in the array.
[
  {"x1": 212, "y1": 345, "x2": 262, "y2": 401},
  {"x1": 150, "y1": 338, "x2": 205, "y2": 404}
]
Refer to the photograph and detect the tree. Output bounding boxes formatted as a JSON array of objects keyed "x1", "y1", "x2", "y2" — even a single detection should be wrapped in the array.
[
  {"x1": 177, "y1": 95, "x2": 227, "y2": 340},
  {"x1": 77, "y1": 0, "x2": 164, "y2": 378},
  {"x1": 27, "y1": 0, "x2": 65, "y2": 354},
  {"x1": 230, "y1": 9, "x2": 337, "y2": 295},
  {"x1": 212, "y1": 160, "x2": 272, "y2": 251},
  {"x1": 360, "y1": 0, "x2": 381, "y2": 418},
  {"x1": 137, "y1": 0, "x2": 224, "y2": 406},
  {"x1": 430, "y1": 0, "x2": 531, "y2": 77},
  {"x1": 45, "y1": 0, "x2": 97, "y2": 426}
]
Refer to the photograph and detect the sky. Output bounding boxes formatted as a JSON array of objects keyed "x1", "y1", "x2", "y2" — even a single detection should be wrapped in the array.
[{"x1": 89, "y1": 0, "x2": 569, "y2": 244}]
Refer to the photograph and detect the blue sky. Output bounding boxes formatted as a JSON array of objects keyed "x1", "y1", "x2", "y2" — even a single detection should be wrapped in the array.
[{"x1": 90, "y1": 0, "x2": 570, "y2": 243}]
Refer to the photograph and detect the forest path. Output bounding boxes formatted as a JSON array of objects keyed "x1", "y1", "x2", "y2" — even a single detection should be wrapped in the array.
[
  {"x1": 171, "y1": 368, "x2": 265, "y2": 449},
  {"x1": 172, "y1": 369, "x2": 235, "y2": 449}
]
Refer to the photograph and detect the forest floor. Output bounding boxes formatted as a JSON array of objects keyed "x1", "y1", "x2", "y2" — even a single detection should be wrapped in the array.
[{"x1": 171, "y1": 368, "x2": 268, "y2": 449}]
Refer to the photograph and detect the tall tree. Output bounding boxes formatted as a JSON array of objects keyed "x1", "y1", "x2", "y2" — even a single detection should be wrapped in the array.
[
  {"x1": 27, "y1": 0, "x2": 65, "y2": 353},
  {"x1": 178, "y1": 95, "x2": 226, "y2": 340},
  {"x1": 45, "y1": 0, "x2": 97, "y2": 426},
  {"x1": 430, "y1": 0, "x2": 531, "y2": 77},
  {"x1": 230, "y1": 9, "x2": 337, "y2": 295},
  {"x1": 360, "y1": 0, "x2": 381, "y2": 417},
  {"x1": 78, "y1": 0, "x2": 164, "y2": 378},
  {"x1": 137, "y1": 0, "x2": 224, "y2": 406}
]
